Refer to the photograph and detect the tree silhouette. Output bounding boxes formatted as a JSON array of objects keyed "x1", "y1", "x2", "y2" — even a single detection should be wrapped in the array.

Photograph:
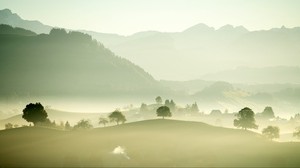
[
  {"x1": 73, "y1": 119, "x2": 93, "y2": 130},
  {"x1": 261, "y1": 106, "x2": 275, "y2": 119},
  {"x1": 165, "y1": 99, "x2": 176, "y2": 112},
  {"x1": 155, "y1": 96, "x2": 162, "y2": 104},
  {"x1": 293, "y1": 127, "x2": 300, "y2": 139},
  {"x1": 22, "y1": 103, "x2": 48, "y2": 126},
  {"x1": 65, "y1": 121, "x2": 72, "y2": 130},
  {"x1": 99, "y1": 117, "x2": 109, "y2": 127},
  {"x1": 210, "y1": 109, "x2": 222, "y2": 116},
  {"x1": 5, "y1": 123, "x2": 13, "y2": 129},
  {"x1": 234, "y1": 107, "x2": 258, "y2": 130},
  {"x1": 108, "y1": 110, "x2": 126, "y2": 125},
  {"x1": 262, "y1": 126, "x2": 280, "y2": 140},
  {"x1": 140, "y1": 103, "x2": 148, "y2": 113},
  {"x1": 156, "y1": 106, "x2": 172, "y2": 119},
  {"x1": 191, "y1": 102, "x2": 199, "y2": 113}
]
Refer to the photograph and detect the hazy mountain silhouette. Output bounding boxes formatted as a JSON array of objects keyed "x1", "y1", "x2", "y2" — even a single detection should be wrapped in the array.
[
  {"x1": 0, "y1": 9, "x2": 51, "y2": 34},
  {"x1": 1, "y1": 9, "x2": 300, "y2": 81},
  {"x1": 82, "y1": 24, "x2": 300, "y2": 81},
  {"x1": 93, "y1": 25, "x2": 300, "y2": 81},
  {"x1": 0, "y1": 25, "x2": 166, "y2": 98}
]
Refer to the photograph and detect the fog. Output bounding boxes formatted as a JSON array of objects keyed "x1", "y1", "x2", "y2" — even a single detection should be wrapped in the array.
[{"x1": 1, "y1": 3, "x2": 300, "y2": 167}]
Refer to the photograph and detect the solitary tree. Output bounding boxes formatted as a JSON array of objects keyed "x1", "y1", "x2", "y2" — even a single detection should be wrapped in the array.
[
  {"x1": 155, "y1": 96, "x2": 162, "y2": 104},
  {"x1": 210, "y1": 109, "x2": 222, "y2": 116},
  {"x1": 140, "y1": 103, "x2": 148, "y2": 113},
  {"x1": 65, "y1": 121, "x2": 72, "y2": 130},
  {"x1": 261, "y1": 106, "x2": 275, "y2": 119},
  {"x1": 293, "y1": 127, "x2": 300, "y2": 139},
  {"x1": 22, "y1": 103, "x2": 48, "y2": 126},
  {"x1": 73, "y1": 119, "x2": 93, "y2": 130},
  {"x1": 156, "y1": 106, "x2": 172, "y2": 119},
  {"x1": 5, "y1": 123, "x2": 13, "y2": 129},
  {"x1": 262, "y1": 126, "x2": 280, "y2": 140},
  {"x1": 108, "y1": 110, "x2": 126, "y2": 125},
  {"x1": 234, "y1": 107, "x2": 258, "y2": 130},
  {"x1": 191, "y1": 102, "x2": 199, "y2": 113},
  {"x1": 99, "y1": 117, "x2": 109, "y2": 127}
]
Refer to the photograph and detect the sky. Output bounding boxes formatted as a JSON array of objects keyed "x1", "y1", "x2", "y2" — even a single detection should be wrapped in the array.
[{"x1": 0, "y1": 0, "x2": 300, "y2": 35}]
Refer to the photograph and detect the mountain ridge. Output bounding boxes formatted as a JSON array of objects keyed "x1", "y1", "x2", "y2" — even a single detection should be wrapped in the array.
[
  {"x1": 0, "y1": 25, "x2": 167, "y2": 98},
  {"x1": 1, "y1": 9, "x2": 300, "y2": 81}
]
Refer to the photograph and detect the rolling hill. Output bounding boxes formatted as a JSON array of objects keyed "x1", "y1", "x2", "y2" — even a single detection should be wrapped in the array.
[{"x1": 0, "y1": 119, "x2": 300, "y2": 167}]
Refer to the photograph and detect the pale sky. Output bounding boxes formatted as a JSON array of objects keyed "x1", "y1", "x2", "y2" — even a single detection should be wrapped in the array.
[{"x1": 0, "y1": 0, "x2": 300, "y2": 35}]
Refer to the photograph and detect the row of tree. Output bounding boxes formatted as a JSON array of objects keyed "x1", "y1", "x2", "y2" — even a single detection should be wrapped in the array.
[{"x1": 4, "y1": 102, "x2": 300, "y2": 141}]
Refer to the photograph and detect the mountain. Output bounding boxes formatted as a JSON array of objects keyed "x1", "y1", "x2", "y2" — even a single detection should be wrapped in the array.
[
  {"x1": 83, "y1": 24, "x2": 300, "y2": 81},
  {"x1": 0, "y1": 25, "x2": 166, "y2": 99},
  {"x1": 2, "y1": 9, "x2": 300, "y2": 81},
  {"x1": 0, "y1": 9, "x2": 51, "y2": 34}
]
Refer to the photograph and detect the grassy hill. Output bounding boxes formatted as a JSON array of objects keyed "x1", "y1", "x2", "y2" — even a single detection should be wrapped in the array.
[{"x1": 0, "y1": 119, "x2": 300, "y2": 167}]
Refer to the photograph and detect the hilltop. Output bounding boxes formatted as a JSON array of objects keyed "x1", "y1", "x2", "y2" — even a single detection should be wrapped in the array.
[{"x1": 0, "y1": 119, "x2": 300, "y2": 167}]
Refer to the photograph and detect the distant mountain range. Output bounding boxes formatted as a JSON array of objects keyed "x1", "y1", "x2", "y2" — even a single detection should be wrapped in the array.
[
  {"x1": 1, "y1": 9, "x2": 300, "y2": 117},
  {"x1": 1, "y1": 8, "x2": 300, "y2": 82}
]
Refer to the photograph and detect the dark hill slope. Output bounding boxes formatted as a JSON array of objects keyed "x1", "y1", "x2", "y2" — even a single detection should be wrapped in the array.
[{"x1": 0, "y1": 27, "x2": 166, "y2": 97}]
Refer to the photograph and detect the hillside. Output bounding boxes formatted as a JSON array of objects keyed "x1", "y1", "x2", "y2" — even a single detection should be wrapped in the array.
[
  {"x1": 0, "y1": 25, "x2": 167, "y2": 98},
  {"x1": 0, "y1": 119, "x2": 300, "y2": 167}
]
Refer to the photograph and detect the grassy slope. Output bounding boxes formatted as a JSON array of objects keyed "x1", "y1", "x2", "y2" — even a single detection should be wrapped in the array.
[{"x1": 0, "y1": 119, "x2": 300, "y2": 167}]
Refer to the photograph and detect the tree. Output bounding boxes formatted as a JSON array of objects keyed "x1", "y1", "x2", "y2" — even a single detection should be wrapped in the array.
[
  {"x1": 65, "y1": 121, "x2": 72, "y2": 130},
  {"x1": 140, "y1": 103, "x2": 148, "y2": 112},
  {"x1": 169, "y1": 100, "x2": 176, "y2": 112},
  {"x1": 293, "y1": 127, "x2": 300, "y2": 139},
  {"x1": 234, "y1": 107, "x2": 258, "y2": 130},
  {"x1": 5, "y1": 123, "x2": 13, "y2": 129},
  {"x1": 22, "y1": 103, "x2": 48, "y2": 126},
  {"x1": 261, "y1": 106, "x2": 275, "y2": 119},
  {"x1": 155, "y1": 96, "x2": 162, "y2": 104},
  {"x1": 165, "y1": 99, "x2": 176, "y2": 112},
  {"x1": 156, "y1": 106, "x2": 172, "y2": 119},
  {"x1": 49, "y1": 28, "x2": 68, "y2": 36},
  {"x1": 191, "y1": 102, "x2": 199, "y2": 113},
  {"x1": 210, "y1": 109, "x2": 222, "y2": 116},
  {"x1": 165, "y1": 99, "x2": 170, "y2": 106},
  {"x1": 99, "y1": 117, "x2": 109, "y2": 127},
  {"x1": 108, "y1": 110, "x2": 126, "y2": 125},
  {"x1": 262, "y1": 126, "x2": 280, "y2": 140},
  {"x1": 73, "y1": 119, "x2": 93, "y2": 130}
]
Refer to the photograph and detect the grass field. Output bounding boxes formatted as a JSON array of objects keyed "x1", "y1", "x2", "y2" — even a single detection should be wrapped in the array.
[{"x1": 0, "y1": 119, "x2": 300, "y2": 167}]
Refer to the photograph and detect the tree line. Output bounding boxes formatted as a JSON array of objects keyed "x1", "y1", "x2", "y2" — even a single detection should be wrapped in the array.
[{"x1": 3, "y1": 100, "x2": 300, "y2": 141}]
